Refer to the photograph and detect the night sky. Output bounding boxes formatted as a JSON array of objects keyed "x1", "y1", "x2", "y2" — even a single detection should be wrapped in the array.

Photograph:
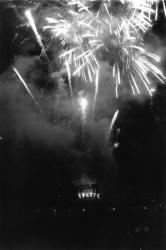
[{"x1": 0, "y1": 0, "x2": 166, "y2": 229}]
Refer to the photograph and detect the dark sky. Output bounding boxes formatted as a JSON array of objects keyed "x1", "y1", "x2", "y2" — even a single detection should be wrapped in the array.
[{"x1": 0, "y1": 1, "x2": 166, "y2": 216}]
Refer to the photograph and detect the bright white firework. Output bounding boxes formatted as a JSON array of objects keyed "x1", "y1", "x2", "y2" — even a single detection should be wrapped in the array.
[
  {"x1": 44, "y1": 6, "x2": 100, "y2": 84},
  {"x1": 99, "y1": 0, "x2": 153, "y2": 35},
  {"x1": 91, "y1": 0, "x2": 165, "y2": 97},
  {"x1": 43, "y1": 0, "x2": 165, "y2": 99}
]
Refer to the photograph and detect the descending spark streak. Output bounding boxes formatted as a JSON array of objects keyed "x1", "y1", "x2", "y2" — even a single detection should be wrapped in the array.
[
  {"x1": 25, "y1": 9, "x2": 44, "y2": 50},
  {"x1": 93, "y1": 69, "x2": 99, "y2": 112},
  {"x1": 65, "y1": 61, "x2": 73, "y2": 99},
  {"x1": 162, "y1": 0, "x2": 166, "y2": 16},
  {"x1": 153, "y1": 0, "x2": 166, "y2": 20},
  {"x1": 25, "y1": 9, "x2": 52, "y2": 73},
  {"x1": 13, "y1": 67, "x2": 44, "y2": 115},
  {"x1": 105, "y1": 110, "x2": 119, "y2": 149}
]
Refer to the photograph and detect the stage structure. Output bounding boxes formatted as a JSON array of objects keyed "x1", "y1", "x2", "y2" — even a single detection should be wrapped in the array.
[{"x1": 77, "y1": 184, "x2": 101, "y2": 200}]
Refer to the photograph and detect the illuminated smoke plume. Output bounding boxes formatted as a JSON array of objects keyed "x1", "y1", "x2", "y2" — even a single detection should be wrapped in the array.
[{"x1": 78, "y1": 96, "x2": 88, "y2": 147}]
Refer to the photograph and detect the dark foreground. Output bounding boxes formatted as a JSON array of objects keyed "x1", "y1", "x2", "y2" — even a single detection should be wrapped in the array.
[{"x1": 1, "y1": 204, "x2": 166, "y2": 250}]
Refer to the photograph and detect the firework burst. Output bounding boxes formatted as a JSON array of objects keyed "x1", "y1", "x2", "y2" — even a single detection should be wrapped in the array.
[
  {"x1": 44, "y1": 7, "x2": 100, "y2": 83},
  {"x1": 89, "y1": 0, "x2": 165, "y2": 97},
  {"x1": 43, "y1": 0, "x2": 165, "y2": 100}
]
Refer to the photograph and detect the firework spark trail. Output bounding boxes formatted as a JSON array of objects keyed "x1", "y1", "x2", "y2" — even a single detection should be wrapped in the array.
[
  {"x1": 162, "y1": 0, "x2": 166, "y2": 16},
  {"x1": 93, "y1": 68, "x2": 99, "y2": 112},
  {"x1": 25, "y1": 9, "x2": 53, "y2": 73},
  {"x1": 13, "y1": 67, "x2": 44, "y2": 115},
  {"x1": 153, "y1": 0, "x2": 166, "y2": 20},
  {"x1": 65, "y1": 60, "x2": 73, "y2": 99},
  {"x1": 105, "y1": 109, "x2": 119, "y2": 149},
  {"x1": 79, "y1": 97, "x2": 88, "y2": 147}
]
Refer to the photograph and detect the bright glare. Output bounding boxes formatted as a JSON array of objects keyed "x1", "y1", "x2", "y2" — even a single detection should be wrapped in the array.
[{"x1": 79, "y1": 97, "x2": 88, "y2": 112}]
